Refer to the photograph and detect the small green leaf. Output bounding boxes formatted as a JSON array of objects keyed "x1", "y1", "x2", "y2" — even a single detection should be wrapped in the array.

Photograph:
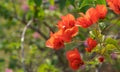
[
  {"x1": 34, "y1": 7, "x2": 44, "y2": 19},
  {"x1": 99, "y1": 22, "x2": 106, "y2": 30},
  {"x1": 94, "y1": 0, "x2": 106, "y2": 5},
  {"x1": 106, "y1": 44, "x2": 116, "y2": 50},
  {"x1": 105, "y1": 38, "x2": 118, "y2": 46},
  {"x1": 101, "y1": 47, "x2": 106, "y2": 54},
  {"x1": 89, "y1": 31, "x2": 95, "y2": 38},
  {"x1": 79, "y1": 0, "x2": 93, "y2": 9},
  {"x1": 78, "y1": 5, "x2": 90, "y2": 13},
  {"x1": 88, "y1": 61, "x2": 95, "y2": 65},
  {"x1": 37, "y1": 63, "x2": 59, "y2": 72}
]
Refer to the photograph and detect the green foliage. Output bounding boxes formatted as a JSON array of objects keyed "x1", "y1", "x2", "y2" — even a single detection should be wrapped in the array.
[
  {"x1": 59, "y1": 0, "x2": 66, "y2": 10},
  {"x1": 0, "y1": 4, "x2": 12, "y2": 19},
  {"x1": 79, "y1": 0, "x2": 94, "y2": 9},
  {"x1": 105, "y1": 44, "x2": 116, "y2": 51},
  {"x1": 37, "y1": 63, "x2": 59, "y2": 72},
  {"x1": 78, "y1": 0, "x2": 106, "y2": 12},
  {"x1": 105, "y1": 37, "x2": 119, "y2": 47},
  {"x1": 94, "y1": 0, "x2": 106, "y2": 5},
  {"x1": 99, "y1": 22, "x2": 106, "y2": 31},
  {"x1": 34, "y1": 0, "x2": 42, "y2": 6}
]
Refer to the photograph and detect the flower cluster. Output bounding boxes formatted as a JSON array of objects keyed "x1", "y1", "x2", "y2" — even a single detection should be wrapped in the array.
[
  {"x1": 46, "y1": 5, "x2": 107, "y2": 50},
  {"x1": 107, "y1": 0, "x2": 120, "y2": 14},
  {"x1": 46, "y1": 14, "x2": 78, "y2": 50},
  {"x1": 45, "y1": 2, "x2": 120, "y2": 70},
  {"x1": 76, "y1": 5, "x2": 107, "y2": 28}
]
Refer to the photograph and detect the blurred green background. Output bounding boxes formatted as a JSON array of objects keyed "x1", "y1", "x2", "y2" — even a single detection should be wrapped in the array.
[{"x1": 0, "y1": 0, "x2": 120, "y2": 72}]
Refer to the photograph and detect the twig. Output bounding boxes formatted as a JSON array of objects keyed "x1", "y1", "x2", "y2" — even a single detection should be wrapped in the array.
[
  {"x1": 21, "y1": 19, "x2": 33, "y2": 72},
  {"x1": 20, "y1": 19, "x2": 48, "y2": 40},
  {"x1": 28, "y1": 25, "x2": 48, "y2": 40},
  {"x1": 102, "y1": 17, "x2": 120, "y2": 34},
  {"x1": 43, "y1": 21, "x2": 54, "y2": 33}
]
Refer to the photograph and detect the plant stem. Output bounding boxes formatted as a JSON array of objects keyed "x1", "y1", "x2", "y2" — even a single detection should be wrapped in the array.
[{"x1": 21, "y1": 19, "x2": 33, "y2": 72}]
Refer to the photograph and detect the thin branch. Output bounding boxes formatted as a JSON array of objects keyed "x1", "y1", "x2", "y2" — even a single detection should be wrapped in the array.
[
  {"x1": 19, "y1": 19, "x2": 48, "y2": 40},
  {"x1": 21, "y1": 19, "x2": 33, "y2": 72},
  {"x1": 102, "y1": 17, "x2": 120, "y2": 34},
  {"x1": 29, "y1": 25, "x2": 48, "y2": 40},
  {"x1": 43, "y1": 21, "x2": 54, "y2": 33}
]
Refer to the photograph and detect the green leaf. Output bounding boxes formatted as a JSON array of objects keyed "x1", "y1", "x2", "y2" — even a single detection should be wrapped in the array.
[
  {"x1": 106, "y1": 44, "x2": 116, "y2": 50},
  {"x1": 95, "y1": 0, "x2": 106, "y2": 5},
  {"x1": 90, "y1": 29, "x2": 105, "y2": 43},
  {"x1": 34, "y1": 0, "x2": 42, "y2": 6},
  {"x1": 34, "y1": 7, "x2": 44, "y2": 19},
  {"x1": 99, "y1": 22, "x2": 106, "y2": 30},
  {"x1": 105, "y1": 38, "x2": 118, "y2": 46},
  {"x1": 0, "y1": 4, "x2": 12, "y2": 19},
  {"x1": 37, "y1": 63, "x2": 59, "y2": 72},
  {"x1": 87, "y1": 59, "x2": 99, "y2": 65},
  {"x1": 78, "y1": 5, "x2": 90, "y2": 13},
  {"x1": 89, "y1": 31, "x2": 96, "y2": 38},
  {"x1": 79, "y1": 0, "x2": 93, "y2": 9},
  {"x1": 88, "y1": 61, "x2": 95, "y2": 65},
  {"x1": 101, "y1": 47, "x2": 106, "y2": 54},
  {"x1": 78, "y1": 0, "x2": 106, "y2": 12}
]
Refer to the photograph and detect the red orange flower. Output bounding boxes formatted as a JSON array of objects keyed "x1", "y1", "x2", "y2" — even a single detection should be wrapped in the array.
[
  {"x1": 85, "y1": 37, "x2": 97, "y2": 52},
  {"x1": 96, "y1": 5, "x2": 107, "y2": 19},
  {"x1": 76, "y1": 16, "x2": 92, "y2": 28},
  {"x1": 57, "y1": 14, "x2": 75, "y2": 30},
  {"x1": 57, "y1": 14, "x2": 78, "y2": 42},
  {"x1": 63, "y1": 26, "x2": 78, "y2": 42},
  {"x1": 86, "y1": 8, "x2": 99, "y2": 24},
  {"x1": 76, "y1": 8, "x2": 99, "y2": 28},
  {"x1": 46, "y1": 30, "x2": 64, "y2": 50},
  {"x1": 107, "y1": 0, "x2": 120, "y2": 14},
  {"x1": 66, "y1": 48, "x2": 84, "y2": 70}
]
